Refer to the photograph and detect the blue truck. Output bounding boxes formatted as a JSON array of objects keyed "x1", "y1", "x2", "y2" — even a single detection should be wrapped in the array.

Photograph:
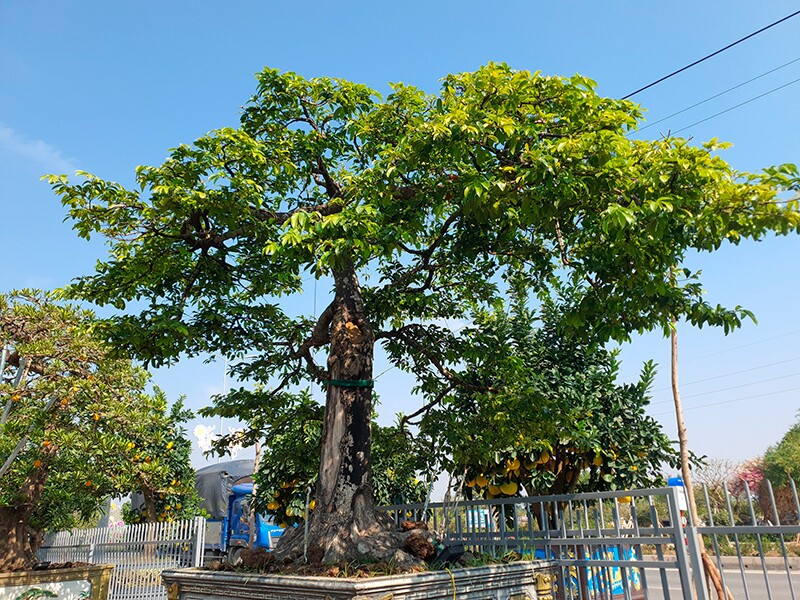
[{"x1": 195, "y1": 460, "x2": 285, "y2": 563}]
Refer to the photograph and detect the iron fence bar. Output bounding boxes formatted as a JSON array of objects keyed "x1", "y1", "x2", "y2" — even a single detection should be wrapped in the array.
[
  {"x1": 594, "y1": 505, "x2": 612, "y2": 600},
  {"x1": 791, "y1": 479, "x2": 800, "y2": 524},
  {"x1": 763, "y1": 480, "x2": 797, "y2": 600},
  {"x1": 560, "y1": 512, "x2": 574, "y2": 600},
  {"x1": 723, "y1": 480, "x2": 754, "y2": 600},
  {"x1": 666, "y1": 487, "x2": 697, "y2": 600},
  {"x1": 526, "y1": 504, "x2": 535, "y2": 555},
  {"x1": 685, "y1": 526, "x2": 710, "y2": 600},
  {"x1": 696, "y1": 525, "x2": 800, "y2": 535},
  {"x1": 577, "y1": 507, "x2": 592, "y2": 600},
  {"x1": 702, "y1": 483, "x2": 731, "y2": 599},
  {"x1": 500, "y1": 502, "x2": 508, "y2": 555},
  {"x1": 767, "y1": 480, "x2": 782, "y2": 526},
  {"x1": 631, "y1": 498, "x2": 650, "y2": 600},
  {"x1": 611, "y1": 498, "x2": 633, "y2": 600},
  {"x1": 745, "y1": 481, "x2": 775, "y2": 600}
]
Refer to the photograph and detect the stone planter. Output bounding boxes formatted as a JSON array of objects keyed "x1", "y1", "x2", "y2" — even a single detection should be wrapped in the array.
[
  {"x1": 0, "y1": 564, "x2": 113, "y2": 600},
  {"x1": 162, "y1": 561, "x2": 556, "y2": 600}
]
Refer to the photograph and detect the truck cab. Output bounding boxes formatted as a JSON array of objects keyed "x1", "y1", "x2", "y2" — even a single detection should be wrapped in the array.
[{"x1": 224, "y1": 482, "x2": 285, "y2": 563}]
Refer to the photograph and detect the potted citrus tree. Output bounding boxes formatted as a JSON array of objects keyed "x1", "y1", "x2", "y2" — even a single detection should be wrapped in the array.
[{"x1": 0, "y1": 291, "x2": 189, "y2": 598}]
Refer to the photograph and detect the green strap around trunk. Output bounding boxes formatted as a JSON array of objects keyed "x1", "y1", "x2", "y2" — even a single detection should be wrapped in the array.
[{"x1": 328, "y1": 379, "x2": 374, "y2": 388}]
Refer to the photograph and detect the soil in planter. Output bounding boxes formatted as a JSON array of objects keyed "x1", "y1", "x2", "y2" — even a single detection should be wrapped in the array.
[
  {"x1": 205, "y1": 547, "x2": 526, "y2": 579},
  {"x1": 206, "y1": 548, "x2": 425, "y2": 578},
  {"x1": 8, "y1": 561, "x2": 93, "y2": 573}
]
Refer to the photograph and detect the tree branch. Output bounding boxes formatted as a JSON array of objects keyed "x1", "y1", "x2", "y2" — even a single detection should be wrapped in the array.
[{"x1": 400, "y1": 384, "x2": 455, "y2": 428}]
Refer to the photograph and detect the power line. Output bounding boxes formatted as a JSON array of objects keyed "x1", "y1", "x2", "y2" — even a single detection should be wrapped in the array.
[
  {"x1": 651, "y1": 383, "x2": 800, "y2": 416},
  {"x1": 650, "y1": 370, "x2": 800, "y2": 405},
  {"x1": 681, "y1": 330, "x2": 800, "y2": 364},
  {"x1": 653, "y1": 355, "x2": 800, "y2": 391},
  {"x1": 671, "y1": 75, "x2": 800, "y2": 135},
  {"x1": 623, "y1": 9, "x2": 800, "y2": 99},
  {"x1": 636, "y1": 56, "x2": 800, "y2": 133}
]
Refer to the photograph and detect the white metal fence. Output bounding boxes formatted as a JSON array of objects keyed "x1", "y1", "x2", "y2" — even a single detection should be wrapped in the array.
[{"x1": 38, "y1": 516, "x2": 206, "y2": 600}]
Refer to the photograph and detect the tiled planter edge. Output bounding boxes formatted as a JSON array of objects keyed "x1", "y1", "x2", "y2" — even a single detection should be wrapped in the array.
[
  {"x1": 162, "y1": 561, "x2": 557, "y2": 600},
  {"x1": 0, "y1": 564, "x2": 113, "y2": 600}
]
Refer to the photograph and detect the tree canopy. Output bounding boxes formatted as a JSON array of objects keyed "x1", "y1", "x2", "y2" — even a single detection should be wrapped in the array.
[
  {"x1": 414, "y1": 285, "x2": 680, "y2": 500},
  {"x1": 49, "y1": 63, "x2": 800, "y2": 565}
]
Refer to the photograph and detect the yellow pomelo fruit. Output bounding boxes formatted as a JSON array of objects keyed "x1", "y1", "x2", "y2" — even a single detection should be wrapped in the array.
[
  {"x1": 475, "y1": 475, "x2": 488, "y2": 488},
  {"x1": 488, "y1": 484, "x2": 501, "y2": 495},
  {"x1": 500, "y1": 481, "x2": 518, "y2": 495},
  {"x1": 267, "y1": 501, "x2": 280, "y2": 510}
]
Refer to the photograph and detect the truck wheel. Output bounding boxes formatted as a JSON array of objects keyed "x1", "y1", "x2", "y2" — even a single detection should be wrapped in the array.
[{"x1": 228, "y1": 547, "x2": 244, "y2": 566}]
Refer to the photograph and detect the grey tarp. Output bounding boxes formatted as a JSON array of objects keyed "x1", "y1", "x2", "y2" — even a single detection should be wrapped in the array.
[
  {"x1": 195, "y1": 459, "x2": 255, "y2": 519},
  {"x1": 129, "y1": 459, "x2": 255, "y2": 519}
]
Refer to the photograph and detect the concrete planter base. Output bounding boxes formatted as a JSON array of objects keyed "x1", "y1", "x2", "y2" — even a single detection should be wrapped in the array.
[
  {"x1": 0, "y1": 564, "x2": 113, "y2": 600},
  {"x1": 162, "y1": 561, "x2": 556, "y2": 600}
]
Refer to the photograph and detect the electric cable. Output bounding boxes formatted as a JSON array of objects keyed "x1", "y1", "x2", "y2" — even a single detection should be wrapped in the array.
[
  {"x1": 649, "y1": 370, "x2": 800, "y2": 405},
  {"x1": 651, "y1": 383, "x2": 800, "y2": 416},
  {"x1": 652, "y1": 355, "x2": 800, "y2": 391},
  {"x1": 671, "y1": 75, "x2": 800, "y2": 135},
  {"x1": 623, "y1": 8, "x2": 800, "y2": 99},
  {"x1": 681, "y1": 330, "x2": 800, "y2": 363},
  {"x1": 635, "y1": 56, "x2": 800, "y2": 133}
]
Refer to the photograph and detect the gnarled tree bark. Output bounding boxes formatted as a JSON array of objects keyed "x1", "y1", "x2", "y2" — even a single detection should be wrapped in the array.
[
  {"x1": 0, "y1": 467, "x2": 48, "y2": 572},
  {"x1": 273, "y1": 264, "x2": 413, "y2": 566}
]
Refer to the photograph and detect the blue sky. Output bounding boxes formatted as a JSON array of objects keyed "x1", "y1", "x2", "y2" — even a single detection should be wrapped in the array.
[{"x1": 1, "y1": 1, "x2": 799, "y2": 475}]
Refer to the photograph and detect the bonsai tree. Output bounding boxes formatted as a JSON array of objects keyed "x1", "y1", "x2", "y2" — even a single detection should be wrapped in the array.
[
  {"x1": 0, "y1": 291, "x2": 192, "y2": 570},
  {"x1": 49, "y1": 63, "x2": 800, "y2": 565}
]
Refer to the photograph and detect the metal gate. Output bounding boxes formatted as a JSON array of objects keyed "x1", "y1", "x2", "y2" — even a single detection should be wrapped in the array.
[
  {"x1": 38, "y1": 516, "x2": 206, "y2": 600},
  {"x1": 381, "y1": 486, "x2": 800, "y2": 600}
]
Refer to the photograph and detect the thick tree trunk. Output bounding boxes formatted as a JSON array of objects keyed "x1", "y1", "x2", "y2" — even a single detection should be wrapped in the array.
[
  {"x1": 142, "y1": 487, "x2": 159, "y2": 522},
  {"x1": 0, "y1": 467, "x2": 48, "y2": 571},
  {"x1": 274, "y1": 265, "x2": 408, "y2": 565},
  {"x1": 0, "y1": 506, "x2": 37, "y2": 571}
]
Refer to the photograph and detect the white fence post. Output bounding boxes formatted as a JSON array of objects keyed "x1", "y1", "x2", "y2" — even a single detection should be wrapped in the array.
[{"x1": 193, "y1": 516, "x2": 206, "y2": 568}]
